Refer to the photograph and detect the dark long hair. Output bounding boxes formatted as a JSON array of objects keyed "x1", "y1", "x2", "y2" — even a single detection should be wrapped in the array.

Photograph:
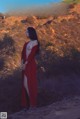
[{"x1": 27, "y1": 27, "x2": 40, "y2": 54}]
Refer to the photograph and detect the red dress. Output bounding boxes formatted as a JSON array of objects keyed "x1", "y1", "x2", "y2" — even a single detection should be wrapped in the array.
[{"x1": 21, "y1": 41, "x2": 38, "y2": 108}]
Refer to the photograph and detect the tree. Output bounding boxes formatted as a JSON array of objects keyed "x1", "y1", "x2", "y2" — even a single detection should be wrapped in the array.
[{"x1": 63, "y1": 0, "x2": 80, "y2": 4}]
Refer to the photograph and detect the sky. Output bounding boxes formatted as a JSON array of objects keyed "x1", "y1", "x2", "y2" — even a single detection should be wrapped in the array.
[{"x1": 0, "y1": 0, "x2": 62, "y2": 13}]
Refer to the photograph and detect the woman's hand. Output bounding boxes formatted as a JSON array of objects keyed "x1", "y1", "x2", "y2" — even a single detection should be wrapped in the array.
[
  {"x1": 20, "y1": 63, "x2": 26, "y2": 71},
  {"x1": 20, "y1": 61, "x2": 28, "y2": 71}
]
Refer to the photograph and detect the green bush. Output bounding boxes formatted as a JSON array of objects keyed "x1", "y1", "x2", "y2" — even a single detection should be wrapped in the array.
[{"x1": 63, "y1": 0, "x2": 80, "y2": 4}]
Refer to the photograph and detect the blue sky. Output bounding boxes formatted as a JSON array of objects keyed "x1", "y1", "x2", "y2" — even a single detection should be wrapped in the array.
[{"x1": 0, "y1": 0, "x2": 62, "y2": 13}]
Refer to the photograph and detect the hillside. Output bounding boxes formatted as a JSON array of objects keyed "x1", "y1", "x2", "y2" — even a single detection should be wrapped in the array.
[
  {"x1": 0, "y1": 3, "x2": 80, "y2": 115},
  {"x1": 0, "y1": 3, "x2": 80, "y2": 79}
]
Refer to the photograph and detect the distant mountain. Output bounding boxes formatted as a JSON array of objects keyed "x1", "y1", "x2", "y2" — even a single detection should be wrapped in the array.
[
  {"x1": 0, "y1": 12, "x2": 3, "y2": 16},
  {"x1": 0, "y1": 12, "x2": 5, "y2": 19}
]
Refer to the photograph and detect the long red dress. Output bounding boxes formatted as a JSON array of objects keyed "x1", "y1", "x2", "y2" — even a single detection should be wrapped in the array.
[{"x1": 21, "y1": 41, "x2": 38, "y2": 108}]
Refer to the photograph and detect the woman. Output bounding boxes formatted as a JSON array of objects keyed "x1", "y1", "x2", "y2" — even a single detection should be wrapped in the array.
[{"x1": 21, "y1": 27, "x2": 39, "y2": 109}]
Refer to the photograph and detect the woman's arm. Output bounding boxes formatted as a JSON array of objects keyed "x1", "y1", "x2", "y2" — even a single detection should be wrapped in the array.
[{"x1": 21, "y1": 43, "x2": 27, "y2": 70}]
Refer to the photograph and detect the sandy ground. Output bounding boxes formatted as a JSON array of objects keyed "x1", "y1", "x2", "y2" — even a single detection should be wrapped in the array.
[{"x1": 8, "y1": 96, "x2": 80, "y2": 119}]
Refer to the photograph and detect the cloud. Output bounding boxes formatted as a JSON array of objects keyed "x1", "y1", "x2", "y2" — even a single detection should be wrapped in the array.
[{"x1": 7, "y1": 3, "x2": 69, "y2": 16}]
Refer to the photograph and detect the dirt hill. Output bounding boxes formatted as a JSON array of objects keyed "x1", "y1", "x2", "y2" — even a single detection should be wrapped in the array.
[{"x1": 0, "y1": 3, "x2": 80, "y2": 115}]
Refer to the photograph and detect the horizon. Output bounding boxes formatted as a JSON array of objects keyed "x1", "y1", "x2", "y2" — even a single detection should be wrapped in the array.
[{"x1": 0, "y1": 0, "x2": 62, "y2": 13}]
